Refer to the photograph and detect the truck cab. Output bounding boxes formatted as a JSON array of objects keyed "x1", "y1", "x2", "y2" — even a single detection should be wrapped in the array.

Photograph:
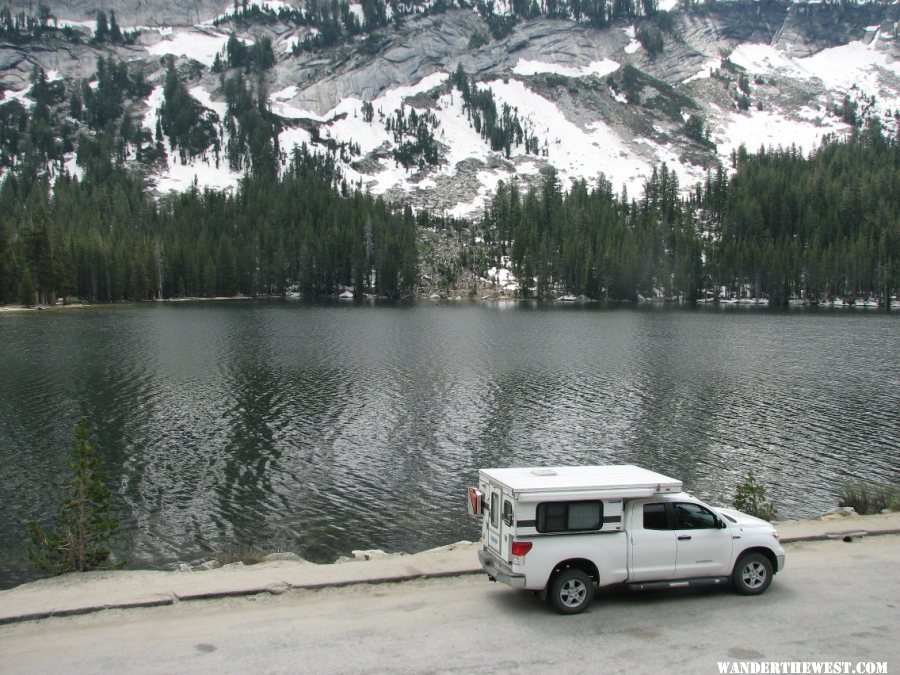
[{"x1": 470, "y1": 465, "x2": 785, "y2": 614}]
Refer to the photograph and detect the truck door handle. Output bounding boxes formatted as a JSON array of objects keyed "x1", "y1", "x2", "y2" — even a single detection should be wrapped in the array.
[{"x1": 677, "y1": 535, "x2": 692, "y2": 541}]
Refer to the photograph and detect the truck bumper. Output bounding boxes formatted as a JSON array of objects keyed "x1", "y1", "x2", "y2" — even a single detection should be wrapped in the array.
[
  {"x1": 478, "y1": 548, "x2": 527, "y2": 589},
  {"x1": 776, "y1": 554, "x2": 785, "y2": 572}
]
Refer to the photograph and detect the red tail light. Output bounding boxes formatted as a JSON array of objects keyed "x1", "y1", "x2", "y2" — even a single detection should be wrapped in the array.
[{"x1": 511, "y1": 541, "x2": 533, "y2": 557}]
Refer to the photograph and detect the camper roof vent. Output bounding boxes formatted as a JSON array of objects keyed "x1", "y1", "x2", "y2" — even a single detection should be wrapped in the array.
[{"x1": 531, "y1": 468, "x2": 557, "y2": 476}]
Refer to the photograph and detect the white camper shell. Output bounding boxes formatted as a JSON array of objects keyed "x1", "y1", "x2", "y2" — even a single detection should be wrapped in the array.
[{"x1": 469, "y1": 465, "x2": 785, "y2": 614}]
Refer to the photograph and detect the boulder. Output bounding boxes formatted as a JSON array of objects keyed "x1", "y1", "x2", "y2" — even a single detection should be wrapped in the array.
[
  {"x1": 351, "y1": 549, "x2": 395, "y2": 561},
  {"x1": 263, "y1": 552, "x2": 308, "y2": 563},
  {"x1": 820, "y1": 506, "x2": 858, "y2": 519}
]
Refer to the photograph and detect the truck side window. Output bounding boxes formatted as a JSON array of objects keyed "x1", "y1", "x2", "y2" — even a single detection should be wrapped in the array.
[
  {"x1": 502, "y1": 500, "x2": 514, "y2": 526},
  {"x1": 643, "y1": 503, "x2": 669, "y2": 530},
  {"x1": 675, "y1": 502, "x2": 717, "y2": 529},
  {"x1": 536, "y1": 501, "x2": 602, "y2": 533},
  {"x1": 490, "y1": 492, "x2": 499, "y2": 528}
]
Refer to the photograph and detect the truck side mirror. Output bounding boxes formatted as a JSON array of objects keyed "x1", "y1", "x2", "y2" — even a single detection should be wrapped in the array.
[{"x1": 717, "y1": 517, "x2": 727, "y2": 529}]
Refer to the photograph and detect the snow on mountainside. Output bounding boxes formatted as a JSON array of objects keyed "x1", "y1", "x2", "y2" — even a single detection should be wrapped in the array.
[{"x1": 0, "y1": 0, "x2": 897, "y2": 215}]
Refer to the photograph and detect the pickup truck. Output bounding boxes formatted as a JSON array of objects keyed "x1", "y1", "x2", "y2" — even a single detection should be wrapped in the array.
[{"x1": 469, "y1": 465, "x2": 786, "y2": 614}]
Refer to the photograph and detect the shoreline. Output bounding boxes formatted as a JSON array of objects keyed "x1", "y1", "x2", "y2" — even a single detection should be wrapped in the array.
[
  {"x1": 0, "y1": 296, "x2": 256, "y2": 314},
  {"x1": 1, "y1": 510, "x2": 898, "y2": 626},
  {"x1": 1, "y1": 294, "x2": 895, "y2": 313}
]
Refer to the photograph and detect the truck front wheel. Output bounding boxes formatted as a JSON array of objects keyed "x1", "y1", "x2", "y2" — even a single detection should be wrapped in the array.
[
  {"x1": 549, "y1": 569, "x2": 594, "y2": 614},
  {"x1": 732, "y1": 553, "x2": 773, "y2": 595}
]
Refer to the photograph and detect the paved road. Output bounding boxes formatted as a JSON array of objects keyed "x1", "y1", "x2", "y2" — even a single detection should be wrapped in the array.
[{"x1": 2, "y1": 536, "x2": 898, "y2": 674}]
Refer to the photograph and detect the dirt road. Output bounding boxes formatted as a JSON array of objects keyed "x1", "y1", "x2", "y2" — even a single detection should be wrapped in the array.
[{"x1": 2, "y1": 536, "x2": 898, "y2": 674}]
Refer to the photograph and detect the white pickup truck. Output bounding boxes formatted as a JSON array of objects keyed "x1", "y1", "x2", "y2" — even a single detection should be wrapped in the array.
[{"x1": 468, "y1": 465, "x2": 786, "y2": 614}]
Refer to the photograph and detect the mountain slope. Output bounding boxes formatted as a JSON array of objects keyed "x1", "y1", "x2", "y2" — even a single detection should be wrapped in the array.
[{"x1": 1, "y1": 1, "x2": 897, "y2": 219}]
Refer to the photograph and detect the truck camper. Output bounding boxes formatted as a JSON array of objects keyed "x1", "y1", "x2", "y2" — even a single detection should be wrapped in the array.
[{"x1": 468, "y1": 465, "x2": 785, "y2": 614}]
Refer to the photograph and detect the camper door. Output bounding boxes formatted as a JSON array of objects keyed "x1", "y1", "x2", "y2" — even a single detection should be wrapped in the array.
[{"x1": 485, "y1": 486, "x2": 513, "y2": 562}]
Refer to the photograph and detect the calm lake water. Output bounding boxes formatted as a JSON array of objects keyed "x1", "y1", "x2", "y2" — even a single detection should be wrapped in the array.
[{"x1": 0, "y1": 300, "x2": 897, "y2": 588}]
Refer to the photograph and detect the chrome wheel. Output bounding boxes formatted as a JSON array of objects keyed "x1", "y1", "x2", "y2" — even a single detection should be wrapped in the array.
[
  {"x1": 741, "y1": 560, "x2": 767, "y2": 590},
  {"x1": 732, "y1": 553, "x2": 774, "y2": 595},
  {"x1": 559, "y1": 578, "x2": 588, "y2": 608},
  {"x1": 549, "y1": 568, "x2": 594, "y2": 614}
]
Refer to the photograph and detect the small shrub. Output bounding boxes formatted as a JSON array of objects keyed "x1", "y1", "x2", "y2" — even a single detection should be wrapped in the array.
[
  {"x1": 468, "y1": 32, "x2": 488, "y2": 50},
  {"x1": 733, "y1": 471, "x2": 778, "y2": 522},
  {"x1": 838, "y1": 481, "x2": 900, "y2": 515},
  {"x1": 683, "y1": 113, "x2": 713, "y2": 147},
  {"x1": 653, "y1": 10, "x2": 674, "y2": 32},
  {"x1": 545, "y1": 74, "x2": 567, "y2": 89},
  {"x1": 636, "y1": 25, "x2": 664, "y2": 58}
]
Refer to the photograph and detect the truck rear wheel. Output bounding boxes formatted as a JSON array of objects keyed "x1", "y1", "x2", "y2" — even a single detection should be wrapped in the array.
[
  {"x1": 732, "y1": 553, "x2": 773, "y2": 595},
  {"x1": 549, "y1": 569, "x2": 594, "y2": 614}
]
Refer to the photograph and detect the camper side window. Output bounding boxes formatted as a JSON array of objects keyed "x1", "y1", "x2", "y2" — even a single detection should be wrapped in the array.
[
  {"x1": 490, "y1": 493, "x2": 499, "y2": 528},
  {"x1": 536, "y1": 501, "x2": 603, "y2": 533},
  {"x1": 502, "y1": 500, "x2": 514, "y2": 526}
]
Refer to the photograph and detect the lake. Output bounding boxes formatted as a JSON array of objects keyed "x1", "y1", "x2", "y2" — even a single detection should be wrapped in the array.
[{"x1": 0, "y1": 300, "x2": 897, "y2": 589}]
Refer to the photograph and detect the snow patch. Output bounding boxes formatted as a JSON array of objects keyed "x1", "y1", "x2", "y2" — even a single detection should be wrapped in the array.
[
  {"x1": 63, "y1": 152, "x2": 83, "y2": 181},
  {"x1": 272, "y1": 85, "x2": 299, "y2": 102},
  {"x1": 0, "y1": 86, "x2": 34, "y2": 108},
  {"x1": 623, "y1": 25, "x2": 640, "y2": 54},
  {"x1": 483, "y1": 257, "x2": 519, "y2": 292},
  {"x1": 53, "y1": 19, "x2": 97, "y2": 31},
  {"x1": 146, "y1": 28, "x2": 234, "y2": 67},
  {"x1": 348, "y1": 3, "x2": 365, "y2": 25},
  {"x1": 715, "y1": 106, "x2": 846, "y2": 159},
  {"x1": 512, "y1": 59, "x2": 619, "y2": 78},
  {"x1": 682, "y1": 58, "x2": 721, "y2": 85},
  {"x1": 484, "y1": 79, "x2": 651, "y2": 195},
  {"x1": 728, "y1": 40, "x2": 900, "y2": 131},
  {"x1": 278, "y1": 126, "x2": 313, "y2": 156},
  {"x1": 799, "y1": 40, "x2": 900, "y2": 97},
  {"x1": 189, "y1": 86, "x2": 227, "y2": 119},
  {"x1": 729, "y1": 44, "x2": 809, "y2": 79}
]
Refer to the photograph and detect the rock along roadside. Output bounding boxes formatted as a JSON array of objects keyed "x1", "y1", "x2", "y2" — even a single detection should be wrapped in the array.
[{"x1": 2, "y1": 511, "x2": 899, "y2": 626}]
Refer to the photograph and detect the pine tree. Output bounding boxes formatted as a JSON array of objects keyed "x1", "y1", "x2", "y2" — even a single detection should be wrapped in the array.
[
  {"x1": 93, "y1": 10, "x2": 108, "y2": 42},
  {"x1": 108, "y1": 10, "x2": 123, "y2": 44},
  {"x1": 28, "y1": 420, "x2": 121, "y2": 574},
  {"x1": 17, "y1": 266, "x2": 35, "y2": 305},
  {"x1": 0, "y1": 215, "x2": 12, "y2": 303}
]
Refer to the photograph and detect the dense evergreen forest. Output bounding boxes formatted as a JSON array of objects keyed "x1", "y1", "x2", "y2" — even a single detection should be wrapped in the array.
[
  {"x1": 0, "y1": 111, "x2": 895, "y2": 306},
  {"x1": 0, "y1": 144, "x2": 419, "y2": 303},
  {"x1": 480, "y1": 120, "x2": 898, "y2": 304}
]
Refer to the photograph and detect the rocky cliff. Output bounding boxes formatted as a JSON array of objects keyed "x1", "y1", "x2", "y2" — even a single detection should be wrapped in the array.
[{"x1": 0, "y1": 1, "x2": 897, "y2": 215}]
